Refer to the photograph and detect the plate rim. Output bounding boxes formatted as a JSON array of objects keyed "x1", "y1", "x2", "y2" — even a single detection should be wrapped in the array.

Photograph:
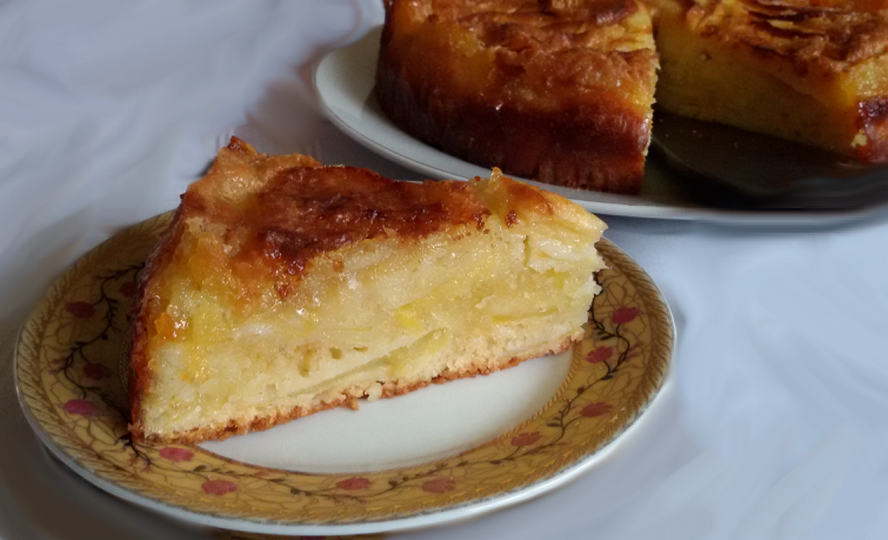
[
  {"x1": 312, "y1": 25, "x2": 888, "y2": 227},
  {"x1": 14, "y1": 213, "x2": 674, "y2": 536}
]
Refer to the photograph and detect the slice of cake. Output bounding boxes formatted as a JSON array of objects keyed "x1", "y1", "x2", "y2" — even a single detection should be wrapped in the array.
[
  {"x1": 653, "y1": 0, "x2": 888, "y2": 161},
  {"x1": 375, "y1": 0, "x2": 659, "y2": 194},
  {"x1": 129, "y1": 138, "x2": 607, "y2": 444}
]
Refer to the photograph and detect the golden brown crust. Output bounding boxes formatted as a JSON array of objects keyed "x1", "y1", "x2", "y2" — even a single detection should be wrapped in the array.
[
  {"x1": 141, "y1": 139, "x2": 491, "y2": 312},
  {"x1": 236, "y1": 168, "x2": 487, "y2": 276},
  {"x1": 130, "y1": 138, "x2": 494, "y2": 441},
  {"x1": 655, "y1": 0, "x2": 888, "y2": 161},
  {"x1": 136, "y1": 334, "x2": 577, "y2": 445},
  {"x1": 376, "y1": 0, "x2": 658, "y2": 194},
  {"x1": 129, "y1": 209, "x2": 187, "y2": 442},
  {"x1": 183, "y1": 139, "x2": 489, "y2": 280},
  {"x1": 679, "y1": 0, "x2": 888, "y2": 76},
  {"x1": 129, "y1": 140, "x2": 597, "y2": 444}
]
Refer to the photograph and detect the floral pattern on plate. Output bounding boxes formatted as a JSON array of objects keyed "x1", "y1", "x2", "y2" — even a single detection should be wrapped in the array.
[{"x1": 15, "y1": 212, "x2": 673, "y2": 534}]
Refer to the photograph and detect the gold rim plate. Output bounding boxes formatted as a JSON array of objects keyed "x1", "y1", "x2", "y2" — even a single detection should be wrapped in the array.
[{"x1": 15, "y1": 213, "x2": 673, "y2": 536}]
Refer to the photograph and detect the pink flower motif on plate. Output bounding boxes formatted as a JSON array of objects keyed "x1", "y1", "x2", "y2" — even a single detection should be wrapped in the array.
[
  {"x1": 201, "y1": 479, "x2": 237, "y2": 496},
  {"x1": 421, "y1": 478, "x2": 455, "y2": 494},
  {"x1": 66, "y1": 302, "x2": 95, "y2": 318},
  {"x1": 337, "y1": 477, "x2": 372, "y2": 490},
  {"x1": 63, "y1": 399, "x2": 98, "y2": 417},
  {"x1": 159, "y1": 447, "x2": 194, "y2": 463},
  {"x1": 612, "y1": 307, "x2": 639, "y2": 324},
  {"x1": 511, "y1": 431, "x2": 542, "y2": 447},
  {"x1": 82, "y1": 362, "x2": 111, "y2": 380},
  {"x1": 580, "y1": 402, "x2": 613, "y2": 418},
  {"x1": 585, "y1": 346, "x2": 613, "y2": 364},
  {"x1": 120, "y1": 281, "x2": 138, "y2": 297}
]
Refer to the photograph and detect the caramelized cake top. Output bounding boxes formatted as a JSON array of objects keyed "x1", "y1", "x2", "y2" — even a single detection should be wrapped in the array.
[
  {"x1": 140, "y1": 138, "x2": 588, "y2": 319},
  {"x1": 674, "y1": 0, "x2": 888, "y2": 77},
  {"x1": 381, "y1": 0, "x2": 657, "y2": 109},
  {"x1": 178, "y1": 138, "x2": 490, "y2": 278}
]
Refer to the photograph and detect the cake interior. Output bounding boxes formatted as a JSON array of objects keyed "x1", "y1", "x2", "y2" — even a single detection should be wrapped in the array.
[
  {"x1": 654, "y1": 0, "x2": 888, "y2": 160},
  {"x1": 137, "y1": 170, "x2": 605, "y2": 442}
]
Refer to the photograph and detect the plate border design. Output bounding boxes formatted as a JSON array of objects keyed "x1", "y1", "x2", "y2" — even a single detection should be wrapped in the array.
[{"x1": 15, "y1": 213, "x2": 673, "y2": 535}]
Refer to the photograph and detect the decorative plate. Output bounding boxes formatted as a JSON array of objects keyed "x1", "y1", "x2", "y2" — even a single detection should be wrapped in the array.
[
  {"x1": 313, "y1": 27, "x2": 888, "y2": 225},
  {"x1": 15, "y1": 213, "x2": 673, "y2": 536}
]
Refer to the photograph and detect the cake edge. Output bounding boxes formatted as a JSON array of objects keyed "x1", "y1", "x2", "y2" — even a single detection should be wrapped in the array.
[
  {"x1": 127, "y1": 138, "x2": 603, "y2": 445},
  {"x1": 375, "y1": 0, "x2": 657, "y2": 194},
  {"x1": 131, "y1": 332, "x2": 578, "y2": 445}
]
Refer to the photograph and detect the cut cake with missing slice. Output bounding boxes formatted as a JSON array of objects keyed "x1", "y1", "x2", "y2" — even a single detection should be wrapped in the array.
[
  {"x1": 129, "y1": 138, "x2": 607, "y2": 444},
  {"x1": 654, "y1": 0, "x2": 888, "y2": 161}
]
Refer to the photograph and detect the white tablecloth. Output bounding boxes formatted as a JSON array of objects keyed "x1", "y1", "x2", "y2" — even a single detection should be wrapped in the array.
[{"x1": 3, "y1": 2, "x2": 888, "y2": 539}]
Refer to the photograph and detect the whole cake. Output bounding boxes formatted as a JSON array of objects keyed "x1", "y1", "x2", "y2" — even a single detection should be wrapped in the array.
[
  {"x1": 653, "y1": 0, "x2": 888, "y2": 161},
  {"x1": 376, "y1": 0, "x2": 888, "y2": 194},
  {"x1": 376, "y1": 0, "x2": 659, "y2": 194},
  {"x1": 129, "y1": 138, "x2": 607, "y2": 444}
]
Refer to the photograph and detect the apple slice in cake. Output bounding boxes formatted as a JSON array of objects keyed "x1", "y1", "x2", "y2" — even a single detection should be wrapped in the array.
[{"x1": 129, "y1": 138, "x2": 606, "y2": 444}]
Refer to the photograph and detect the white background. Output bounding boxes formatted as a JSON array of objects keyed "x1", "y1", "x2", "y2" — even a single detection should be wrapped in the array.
[{"x1": 2, "y1": 1, "x2": 888, "y2": 539}]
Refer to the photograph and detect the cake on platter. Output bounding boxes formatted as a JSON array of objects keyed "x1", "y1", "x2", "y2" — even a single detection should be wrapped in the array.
[
  {"x1": 375, "y1": 0, "x2": 888, "y2": 199},
  {"x1": 376, "y1": 0, "x2": 659, "y2": 195},
  {"x1": 129, "y1": 138, "x2": 607, "y2": 444},
  {"x1": 654, "y1": 0, "x2": 888, "y2": 162}
]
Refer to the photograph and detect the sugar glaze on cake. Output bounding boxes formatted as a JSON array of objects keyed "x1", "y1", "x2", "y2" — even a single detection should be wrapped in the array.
[
  {"x1": 129, "y1": 138, "x2": 607, "y2": 444},
  {"x1": 376, "y1": 0, "x2": 659, "y2": 194}
]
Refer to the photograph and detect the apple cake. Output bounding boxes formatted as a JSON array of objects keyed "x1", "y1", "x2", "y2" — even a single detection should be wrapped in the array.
[
  {"x1": 654, "y1": 0, "x2": 888, "y2": 161},
  {"x1": 129, "y1": 138, "x2": 607, "y2": 444},
  {"x1": 376, "y1": 0, "x2": 659, "y2": 194}
]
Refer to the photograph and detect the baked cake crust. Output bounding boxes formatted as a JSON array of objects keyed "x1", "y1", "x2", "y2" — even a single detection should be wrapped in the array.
[
  {"x1": 654, "y1": 0, "x2": 888, "y2": 161},
  {"x1": 130, "y1": 138, "x2": 605, "y2": 444},
  {"x1": 678, "y1": 0, "x2": 888, "y2": 75},
  {"x1": 376, "y1": 0, "x2": 658, "y2": 194}
]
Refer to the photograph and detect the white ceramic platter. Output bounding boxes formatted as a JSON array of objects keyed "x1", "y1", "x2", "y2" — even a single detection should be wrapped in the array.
[
  {"x1": 16, "y1": 213, "x2": 672, "y2": 536},
  {"x1": 313, "y1": 27, "x2": 888, "y2": 226}
]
